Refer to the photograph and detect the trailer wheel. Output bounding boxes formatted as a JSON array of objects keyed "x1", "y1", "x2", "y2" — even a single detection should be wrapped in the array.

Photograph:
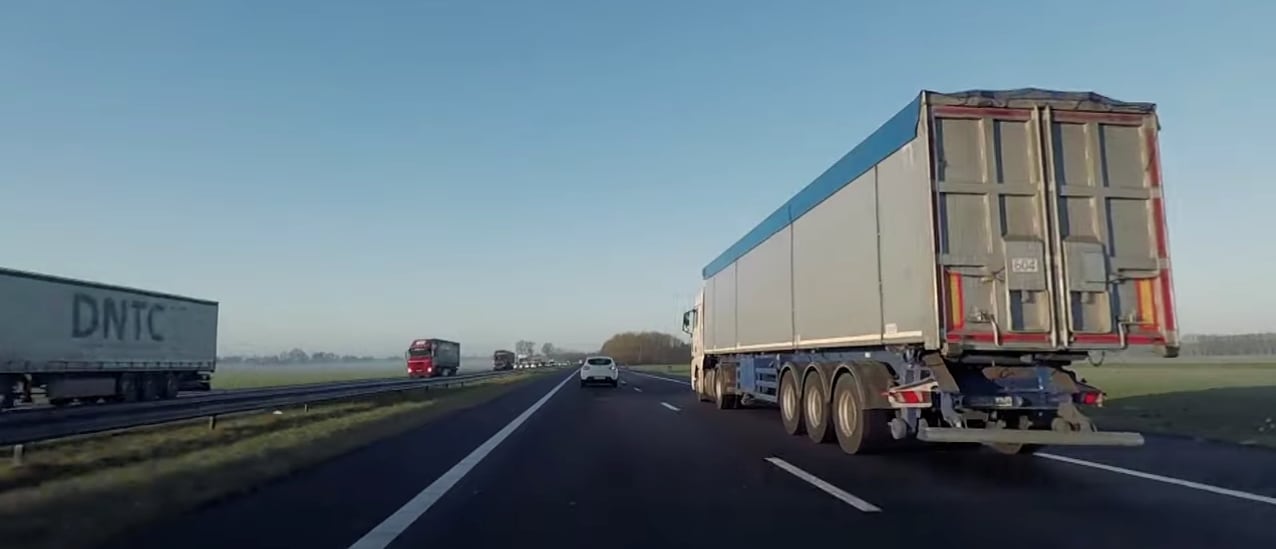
[
  {"x1": 140, "y1": 374, "x2": 162, "y2": 401},
  {"x1": 0, "y1": 375, "x2": 15, "y2": 410},
  {"x1": 779, "y1": 369, "x2": 804, "y2": 435},
  {"x1": 832, "y1": 373, "x2": 892, "y2": 454},
  {"x1": 160, "y1": 374, "x2": 180, "y2": 400},
  {"x1": 118, "y1": 374, "x2": 141, "y2": 403},
  {"x1": 803, "y1": 374, "x2": 834, "y2": 444}
]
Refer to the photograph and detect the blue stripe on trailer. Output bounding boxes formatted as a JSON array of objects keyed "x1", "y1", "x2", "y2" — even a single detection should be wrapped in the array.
[{"x1": 701, "y1": 94, "x2": 923, "y2": 280}]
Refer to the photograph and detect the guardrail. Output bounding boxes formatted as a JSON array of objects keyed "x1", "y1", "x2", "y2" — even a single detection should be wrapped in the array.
[{"x1": 1, "y1": 368, "x2": 559, "y2": 459}]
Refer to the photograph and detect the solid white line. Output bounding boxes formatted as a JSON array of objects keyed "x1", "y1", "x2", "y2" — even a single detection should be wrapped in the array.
[
  {"x1": 625, "y1": 369, "x2": 691, "y2": 386},
  {"x1": 633, "y1": 387, "x2": 643, "y2": 392},
  {"x1": 766, "y1": 457, "x2": 882, "y2": 512},
  {"x1": 1037, "y1": 453, "x2": 1276, "y2": 507},
  {"x1": 660, "y1": 402, "x2": 680, "y2": 412},
  {"x1": 347, "y1": 371, "x2": 577, "y2": 549}
]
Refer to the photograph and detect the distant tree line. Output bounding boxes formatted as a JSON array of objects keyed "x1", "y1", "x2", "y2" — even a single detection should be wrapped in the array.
[
  {"x1": 1180, "y1": 333, "x2": 1276, "y2": 356},
  {"x1": 599, "y1": 331, "x2": 690, "y2": 365},
  {"x1": 218, "y1": 349, "x2": 395, "y2": 365}
]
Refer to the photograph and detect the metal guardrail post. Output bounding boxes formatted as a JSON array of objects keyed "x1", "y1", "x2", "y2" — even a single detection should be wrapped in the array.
[
  {"x1": 207, "y1": 415, "x2": 217, "y2": 430},
  {"x1": 12, "y1": 443, "x2": 25, "y2": 466}
]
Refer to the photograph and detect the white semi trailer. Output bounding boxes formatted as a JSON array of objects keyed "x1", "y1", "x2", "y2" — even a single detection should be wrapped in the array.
[
  {"x1": 682, "y1": 89, "x2": 1178, "y2": 454},
  {"x1": 0, "y1": 267, "x2": 218, "y2": 409}
]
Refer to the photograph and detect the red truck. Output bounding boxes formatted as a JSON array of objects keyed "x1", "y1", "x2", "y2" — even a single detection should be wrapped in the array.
[{"x1": 405, "y1": 338, "x2": 460, "y2": 378}]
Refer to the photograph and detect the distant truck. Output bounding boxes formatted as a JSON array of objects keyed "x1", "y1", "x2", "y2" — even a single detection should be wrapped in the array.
[
  {"x1": 682, "y1": 89, "x2": 1178, "y2": 455},
  {"x1": 405, "y1": 338, "x2": 460, "y2": 378},
  {"x1": 493, "y1": 350, "x2": 516, "y2": 371},
  {"x1": 0, "y1": 267, "x2": 219, "y2": 409}
]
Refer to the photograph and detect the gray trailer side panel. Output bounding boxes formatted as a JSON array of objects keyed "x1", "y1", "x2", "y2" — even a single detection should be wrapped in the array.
[
  {"x1": 876, "y1": 136, "x2": 941, "y2": 347},
  {"x1": 735, "y1": 226, "x2": 793, "y2": 349},
  {"x1": 703, "y1": 276, "x2": 717, "y2": 351},
  {"x1": 0, "y1": 270, "x2": 218, "y2": 373},
  {"x1": 792, "y1": 167, "x2": 883, "y2": 346},
  {"x1": 708, "y1": 265, "x2": 738, "y2": 353}
]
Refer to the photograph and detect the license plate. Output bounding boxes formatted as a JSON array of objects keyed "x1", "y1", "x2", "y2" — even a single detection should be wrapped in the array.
[{"x1": 994, "y1": 396, "x2": 1015, "y2": 407}]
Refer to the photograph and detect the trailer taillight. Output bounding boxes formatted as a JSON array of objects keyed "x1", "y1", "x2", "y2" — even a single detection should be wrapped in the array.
[{"x1": 1077, "y1": 391, "x2": 1103, "y2": 406}]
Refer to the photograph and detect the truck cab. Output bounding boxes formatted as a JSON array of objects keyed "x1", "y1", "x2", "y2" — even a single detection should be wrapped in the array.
[
  {"x1": 680, "y1": 290, "x2": 706, "y2": 396},
  {"x1": 405, "y1": 339, "x2": 460, "y2": 378}
]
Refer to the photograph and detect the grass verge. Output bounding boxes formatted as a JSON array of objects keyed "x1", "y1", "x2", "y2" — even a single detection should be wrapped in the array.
[
  {"x1": 211, "y1": 363, "x2": 408, "y2": 389},
  {"x1": 0, "y1": 370, "x2": 553, "y2": 549},
  {"x1": 1073, "y1": 362, "x2": 1276, "y2": 448},
  {"x1": 629, "y1": 364, "x2": 691, "y2": 377}
]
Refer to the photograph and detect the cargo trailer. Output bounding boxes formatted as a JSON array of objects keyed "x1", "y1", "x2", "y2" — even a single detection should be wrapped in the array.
[
  {"x1": 680, "y1": 88, "x2": 1177, "y2": 454},
  {"x1": 0, "y1": 267, "x2": 219, "y2": 409}
]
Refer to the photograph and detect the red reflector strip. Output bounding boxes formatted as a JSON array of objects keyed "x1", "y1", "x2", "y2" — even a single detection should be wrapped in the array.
[
  {"x1": 898, "y1": 391, "x2": 924, "y2": 404},
  {"x1": 886, "y1": 389, "x2": 933, "y2": 408}
]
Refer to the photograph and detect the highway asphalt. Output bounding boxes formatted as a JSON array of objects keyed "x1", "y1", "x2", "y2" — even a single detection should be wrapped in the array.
[{"x1": 102, "y1": 369, "x2": 1276, "y2": 549}]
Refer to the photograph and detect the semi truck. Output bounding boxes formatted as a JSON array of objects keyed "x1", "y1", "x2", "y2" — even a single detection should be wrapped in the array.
[
  {"x1": 493, "y1": 350, "x2": 516, "y2": 371},
  {"x1": 405, "y1": 338, "x2": 460, "y2": 378},
  {"x1": 0, "y1": 267, "x2": 219, "y2": 409},
  {"x1": 681, "y1": 88, "x2": 1177, "y2": 455}
]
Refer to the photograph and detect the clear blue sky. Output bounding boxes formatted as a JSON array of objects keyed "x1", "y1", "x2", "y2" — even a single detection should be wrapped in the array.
[{"x1": 2, "y1": 0, "x2": 1271, "y2": 356}]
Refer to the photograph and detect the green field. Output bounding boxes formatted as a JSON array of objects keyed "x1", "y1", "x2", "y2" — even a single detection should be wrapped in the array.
[
  {"x1": 630, "y1": 364, "x2": 691, "y2": 376},
  {"x1": 210, "y1": 357, "x2": 507, "y2": 390},
  {"x1": 212, "y1": 362, "x2": 407, "y2": 389},
  {"x1": 1072, "y1": 362, "x2": 1276, "y2": 447},
  {"x1": 633, "y1": 361, "x2": 1276, "y2": 448}
]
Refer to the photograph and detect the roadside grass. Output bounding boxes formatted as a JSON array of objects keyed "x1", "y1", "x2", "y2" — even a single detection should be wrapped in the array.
[
  {"x1": 1073, "y1": 362, "x2": 1276, "y2": 448},
  {"x1": 212, "y1": 362, "x2": 407, "y2": 389},
  {"x1": 629, "y1": 364, "x2": 691, "y2": 377},
  {"x1": 0, "y1": 370, "x2": 553, "y2": 549}
]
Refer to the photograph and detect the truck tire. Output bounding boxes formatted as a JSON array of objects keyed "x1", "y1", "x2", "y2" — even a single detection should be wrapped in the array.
[
  {"x1": 118, "y1": 374, "x2": 141, "y2": 403},
  {"x1": 779, "y1": 369, "x2": 804, "y2": 435},
  {"x1": 803, "y1": 373, "x2": 834, "y2": 444},
  {"x1": 702, "y1": 369, "x2": 716, "y2": 403},
  {"x1": 831, "y1": 373, "x2": 892, "y2": 454},
  {"x1": 713, "y1": 368, "x2": 737, "y2": 410},
  {"x1": 695, "y1": 367, "x2": 712, "y2": 402},
  {"x1": 0, "y1": 375, "x2": 15, "y2": 410},
  {"x1": 140, "y1": 374, "x2": 162, "y2": 401},
  {"x1": 160, "y1": 374, "x2": 180, "y2": 400}
]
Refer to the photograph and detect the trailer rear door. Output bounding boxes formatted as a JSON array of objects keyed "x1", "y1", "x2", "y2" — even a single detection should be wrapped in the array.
[{"x1": 931, "y1": 94, "x2": 1177, "y2": 355}]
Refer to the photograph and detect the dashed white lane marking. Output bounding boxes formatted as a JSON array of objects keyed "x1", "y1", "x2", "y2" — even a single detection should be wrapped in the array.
[
  {"x1": 660, "y1": 402, "x2": 680, "y2": 412},
  {"x1": 765, "y1": 457, "x2": 882, "y2": 513},
  {"x1": 1038, "y1": 452, "x2": 1276, "y2": 507},
  {"x1": 633, "y1": 387, "x2": 643, "y2": 392},
  {"x1": 624, "y1": 369, "x2": 691, "y2": 386},
  {"x1": 347, "y1": 371, "x2": 578, "y2": 549}
]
